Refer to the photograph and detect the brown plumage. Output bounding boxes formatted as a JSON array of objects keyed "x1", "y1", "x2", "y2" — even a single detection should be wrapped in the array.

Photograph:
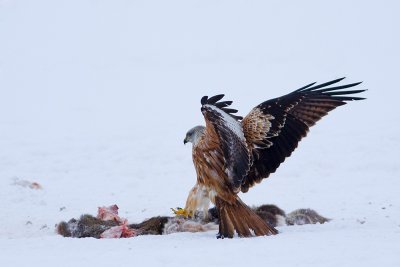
[{"x1": 183, "y1": 77, "x2": 365, "y2": 238}]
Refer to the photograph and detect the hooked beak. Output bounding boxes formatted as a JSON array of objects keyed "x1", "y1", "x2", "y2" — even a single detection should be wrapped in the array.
[{"x1": 183, "y1": 137, "x2": 188, "y2": 145}]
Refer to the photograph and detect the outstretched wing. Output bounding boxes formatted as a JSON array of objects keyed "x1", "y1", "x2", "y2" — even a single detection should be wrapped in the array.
[
  {"x1": 200, "y1": 95, "x2": 251, "y2": 191},
  {"x1": 241, "y1": 77, "x2": 366, "y2": 193}
]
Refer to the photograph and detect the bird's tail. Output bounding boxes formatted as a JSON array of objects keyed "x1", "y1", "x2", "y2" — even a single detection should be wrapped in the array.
[{"x1": 215, "y1": 197, "x2": 278, "y2": 238}]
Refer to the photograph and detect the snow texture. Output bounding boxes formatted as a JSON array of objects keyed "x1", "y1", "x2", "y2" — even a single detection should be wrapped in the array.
[{"x1": 0, "y1": 0, "x2": 399, "y2": 266}]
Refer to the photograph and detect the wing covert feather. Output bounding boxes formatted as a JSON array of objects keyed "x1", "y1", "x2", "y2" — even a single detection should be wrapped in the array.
[{"x1": 199, "y1": 95, "x2": 250, "y2": 191}]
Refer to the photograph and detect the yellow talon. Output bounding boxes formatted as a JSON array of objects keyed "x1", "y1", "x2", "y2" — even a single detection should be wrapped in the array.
[{"x1": 171, "y1": 207, "x2": 193, "y2": 218}]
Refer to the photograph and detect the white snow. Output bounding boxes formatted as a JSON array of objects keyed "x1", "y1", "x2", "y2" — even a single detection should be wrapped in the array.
[{"x1": 0, "y1": 0, "x2": 399, "y2": 266}]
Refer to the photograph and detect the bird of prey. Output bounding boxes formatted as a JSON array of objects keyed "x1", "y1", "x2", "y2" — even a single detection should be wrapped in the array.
[{"x1": 182, "y1": 77, "x2": 365, "y2": 238}]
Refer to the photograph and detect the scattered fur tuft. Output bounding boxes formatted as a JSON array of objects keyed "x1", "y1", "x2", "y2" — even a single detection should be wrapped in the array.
[
  {"x1": 163, "y1": 217, "x2": 218, "y2": 235},
  {"x1": 286, "y1": 209, "x2": 331, "y2": 225}
]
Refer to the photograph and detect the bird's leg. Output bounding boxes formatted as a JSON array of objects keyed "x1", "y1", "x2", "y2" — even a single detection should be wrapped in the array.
[{"x1": 216, "y1": 209, "x2": 225, "y2": 239}]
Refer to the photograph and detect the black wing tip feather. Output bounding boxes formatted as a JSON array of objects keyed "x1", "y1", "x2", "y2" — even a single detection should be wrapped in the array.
[
  {"x1": 296, "y1": 77, "x2": 366, "y2": 101},
  {"x1": 201, "y1": 94, "x2": 243, "y2": 120},
  {"x1": 201, "y1": 96, "x2": 209, "y2": 105}
]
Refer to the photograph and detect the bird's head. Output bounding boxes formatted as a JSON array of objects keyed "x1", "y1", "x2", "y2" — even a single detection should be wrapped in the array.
[{"x1": 184, "y1": 126, "x2": 205, "y2": 145}]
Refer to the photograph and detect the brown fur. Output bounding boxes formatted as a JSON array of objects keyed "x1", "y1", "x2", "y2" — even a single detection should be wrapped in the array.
[
  {"x1": 57, "y1": 214, "x2": 119, "y2": 238},
  {"x1": 129, "y1": 216, "x2": 170, "y2": 235}
]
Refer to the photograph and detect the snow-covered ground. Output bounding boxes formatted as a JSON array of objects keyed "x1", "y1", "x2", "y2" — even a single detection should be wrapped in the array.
[{"x1": 1, "y1": 0, "x2": 399, "y2": 266}]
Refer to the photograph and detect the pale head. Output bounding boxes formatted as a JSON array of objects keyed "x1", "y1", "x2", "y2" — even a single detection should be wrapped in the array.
[{"x1": 183, "y1": 125, "x2": 205, "y2": 146}]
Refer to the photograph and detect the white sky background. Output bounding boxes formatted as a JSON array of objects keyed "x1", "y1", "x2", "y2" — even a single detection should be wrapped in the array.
[
  {"x1": 1, "y1": 1, "x2": 398, "y2": 135},
  {"x1": 0, "y1": 1, "x2": 399, "y2": 266}
]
